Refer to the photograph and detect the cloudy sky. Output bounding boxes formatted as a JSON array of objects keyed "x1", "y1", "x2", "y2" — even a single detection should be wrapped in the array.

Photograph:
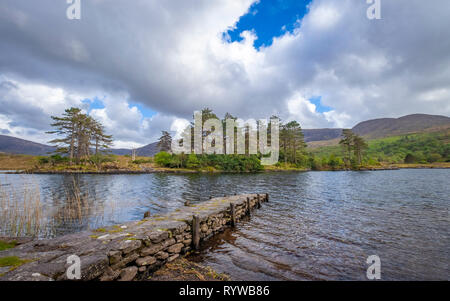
[{"x1": 0, "y1": 0, "x2": 449, "y2": 148}]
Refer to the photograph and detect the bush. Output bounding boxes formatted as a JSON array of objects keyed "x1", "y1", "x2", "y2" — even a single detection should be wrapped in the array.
[
  {"x1": 37, "y1": 156, "x2": 49, "y2": 165},
  {"x1": 154, "y1": 152, "x2": 172, "y2": 167},
  {"x1": 89, "y1": 154, "x2": 115, "y2": 168},
  {"x1": 132, "y1": 158, "x2": 152, "y2": 164},
  {"x1": 186, "y1": 154, "x2": 200, "y2": 169},
  {"x1": 404, "y1": 153, "x2": 417, "y2": 163},
  {"x1": 427, "y1": 153, "x2": 442, "y2": 163},
  {"x1": 50, "y1": 154, "x2": 69, "y2": 164}
]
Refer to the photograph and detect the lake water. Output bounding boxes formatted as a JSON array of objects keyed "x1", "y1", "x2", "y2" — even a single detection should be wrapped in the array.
[{"x1": 0, "y1": 169, "x2": 448, "y2": 280}]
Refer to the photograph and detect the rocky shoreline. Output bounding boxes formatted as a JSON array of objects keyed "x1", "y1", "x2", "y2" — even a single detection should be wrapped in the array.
[{"x1": 0, "y1": 193, "x2": 267, "y2": 281}]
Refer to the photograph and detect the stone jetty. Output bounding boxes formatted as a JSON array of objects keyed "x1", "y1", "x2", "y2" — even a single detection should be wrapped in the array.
[{"x1": 0, "y1": 193, "x2": 268, "y2": 281}]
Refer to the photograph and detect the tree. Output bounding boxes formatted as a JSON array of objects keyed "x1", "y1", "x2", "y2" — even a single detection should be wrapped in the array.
[
  {"x1": 47, "y1": 107, "x2": 113, "y2": 164},
  {"x1": 92, "y1": 120, "x2": 113, "y2": 155},
  {"x1": 280, "y1": 120, "x2": 306, "y2": 164},
  {"x1": 339, "y1": 129, "x2": 355, "y2": 165},
  {"x1": 280, "y1": 123, "x2": 289, "y2": 164},
  {"x1": 47, "y1": 107, "x2": 82, "y2": 164},
  {"x1": 158, "y1": 131, "x2": 172, "y2": 153},
  {"x1": 353, "y1": 134, "x2": 368, "y2": 166},
  {"x1": 222, "y1": 112, "x2": 236, "y2": 154}
]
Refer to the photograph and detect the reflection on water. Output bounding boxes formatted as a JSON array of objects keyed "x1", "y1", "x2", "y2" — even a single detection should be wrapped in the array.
[{"x1": 0, "y1": 169, "x2": 449, "y2": 280}]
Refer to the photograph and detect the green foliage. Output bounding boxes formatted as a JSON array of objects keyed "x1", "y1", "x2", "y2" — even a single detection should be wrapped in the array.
[
  {"x1": 156, "y1": 153, "x2": 263, "y2": 172},
  {"x1": 47, "y1": 107, "x2": 113, "y2": 164},
  {"x1": 37, "y1": 156, "x2": 49, "y2": 165},
  {"x1": 186, "y1": 154, "x2": 200, "y2": 169},
  {"x1": 0, "y1": 256, "x2": 29, "y2": 268},
  {"x1": 89, "y1": 154, "x2": 115, "y2": 168},
  {"x1": 404, "y1": 153, "x2": 417, "y2": 163},
  {"x1": 154, "y1": 152, "x2": 173, "y2": 167},
  {"x1": 312, "y1": 131, "x2": 449, "y2": 165},
  {"x1": 366, "y1": 132, "x2": 449, "y2": 163},
  {"x1": 132, "y1": 158, "x2": 153, "y2": 164},
  {"x1": 0, "y1": 240, "x2": 17, "y2": 251}
]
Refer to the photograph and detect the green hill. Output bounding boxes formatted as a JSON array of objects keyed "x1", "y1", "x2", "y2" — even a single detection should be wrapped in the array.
[{"x1": 310, "y1": 130, "x2": 450, "y2": 164}]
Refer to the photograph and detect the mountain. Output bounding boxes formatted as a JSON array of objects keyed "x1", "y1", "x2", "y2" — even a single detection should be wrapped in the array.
[
  {"x1": 303, "y1": 128, "x2": 343, "y2": 142},
  {"x1": 0, "y1": 134, "x2": 160, "y2": 157},
  {"x1": 135, "y1": 142, "x2": 159, "y2": 157},
  {"x1": 351, "y1": 114, "x2": 450, "y2": 138},
  {"x1": 110, "y1": 142, "x2": 159, "y2": 157},
  {"x1": 0, "y1": 135, "x2": 56, "y2": 156},
  {"x1": 304, "y1": 114, "x2": 450, "y2": 143}
]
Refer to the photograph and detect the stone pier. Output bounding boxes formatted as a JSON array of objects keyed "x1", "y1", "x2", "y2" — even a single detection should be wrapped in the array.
[{"x1": 0, "y1": 193, "x2": 268, "y2": 281}]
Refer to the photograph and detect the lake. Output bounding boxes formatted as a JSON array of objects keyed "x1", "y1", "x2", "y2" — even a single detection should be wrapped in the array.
[{"x1": 0, "y1": 169, "x2": 448, "y2": 280}]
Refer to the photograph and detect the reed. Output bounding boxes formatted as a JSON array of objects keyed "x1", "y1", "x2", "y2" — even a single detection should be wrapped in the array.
[
  {"x1": 0, "y1": 176, "x2": 134, "y2": 238},
  {"x1": 0, "y1": 177, "x2": 42, "y2": 237}
]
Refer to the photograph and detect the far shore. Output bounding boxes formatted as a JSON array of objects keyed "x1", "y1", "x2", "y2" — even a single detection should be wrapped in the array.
[{"x1": 2, "y1": 162, "x2": 449, "y2": 175}]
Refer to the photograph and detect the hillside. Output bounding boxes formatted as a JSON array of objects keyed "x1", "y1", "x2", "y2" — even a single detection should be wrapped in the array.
[
  {"x1": 307, "y1": 113, "x2": 450, "y2": 147},
  {"x1": 351, "y1": 114, "x2": 450, "y2": 138},
  {"x1": 310, "y1": 130, "x2": 450, "y2": 164},
  {"x1": 303, "y1": 129, "x2": 342, "y2": 142},
  {"x1": 0, "y1": 135, "x2": 55, "y2": 156}
]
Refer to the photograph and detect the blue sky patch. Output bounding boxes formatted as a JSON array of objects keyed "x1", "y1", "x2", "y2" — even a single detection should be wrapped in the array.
[
  {"x1": 83, "y1": 97, "x2": 105, "y2": 111},
  {"x1": 129, "y1": 101, "x2": 157, "y2": 118},
  {"x1": 309, "y1": 96, "x2": 332, "y2": 113},
  {"x1": 226, "y1": 0, "x2": 312, "y2": 49},
  {"x1": 83, "y1": 97, "x2": 156, "y2": 119}
]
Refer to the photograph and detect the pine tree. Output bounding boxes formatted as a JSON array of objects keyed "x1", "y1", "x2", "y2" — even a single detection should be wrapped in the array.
[
  {"x1": 339, "y1": 129, "x2": 355, "y2": 165},
  {"x1": 158, "y1": 131, "x2": 172, "y2": 153},
  {"x1": 353, "y1": 134, "x2": 368, "y2": 166},
  {"x1": 47, "y1": 107, "x2": 113, "y2": 164}
]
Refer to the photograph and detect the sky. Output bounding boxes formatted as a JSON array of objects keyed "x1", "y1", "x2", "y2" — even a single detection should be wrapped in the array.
[{"x1": 0, "y1": 0, "x2": 449, "y2": 148}]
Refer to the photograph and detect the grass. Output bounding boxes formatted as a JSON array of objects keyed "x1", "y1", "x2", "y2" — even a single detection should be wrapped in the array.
[
  {"x1": 0, "y1": 179, "x2": 43, "y2": 237},
  {"x1": 0, "y1": 177, "x2": 120, "y2": 238},
  {"x1": 0, "y1": 153, "x2": 156, "y2": 173},
  {"x1": 264, "y1": 163, "x2": 309, "y2": 171},
  {"x1": 0, "y1": 256, "x2": 31, "y2": 271},
  {"x1": 0, "y1": 240, "x2": 17, "y2": 251},
  {"x1": 0, "y1": 153, "x2": 37, "y2": 170}
]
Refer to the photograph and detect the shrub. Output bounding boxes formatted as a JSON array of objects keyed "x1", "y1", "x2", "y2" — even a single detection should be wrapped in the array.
[
  {"x1": 37, "y1": 156, "x2": 49, "y2": 165},
  {"x1": 154, "y1": 152, "x2": 172, "y2": 167},
  {"x1": 132, "y1": 158, "x2": 152, "y2": 164},
  {"x1": 427, "y1": 153, "x2": 442, "y2": 163},
  {"x1": 89, "y1": 154, "x2": 115, "y2": 168},
  {"x1": 404, "y1": 153, "x2": 417, "y2": 163},
  {"x1": 186, "y1": 154, "x2": 200, "y2": 169}
]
